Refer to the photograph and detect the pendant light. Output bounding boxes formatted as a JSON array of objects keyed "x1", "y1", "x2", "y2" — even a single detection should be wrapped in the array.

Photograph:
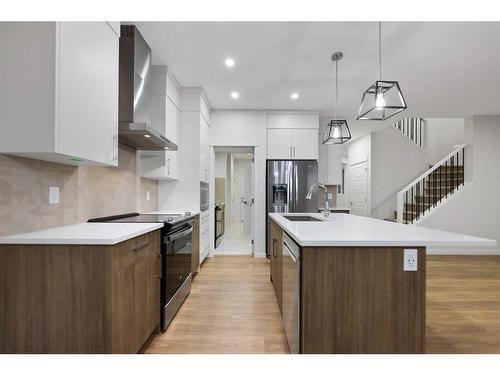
[
  {"x1": 322, "y1": 52, "x2": 351, "y2": 145},
  {"x1": 357, "y1": 22, "x2": 407, "y2": 121}
]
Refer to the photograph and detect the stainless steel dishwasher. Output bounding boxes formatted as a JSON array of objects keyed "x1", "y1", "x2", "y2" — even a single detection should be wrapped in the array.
[{"x1": 282, "y1": 232, "x2": 300, "y2": 354}]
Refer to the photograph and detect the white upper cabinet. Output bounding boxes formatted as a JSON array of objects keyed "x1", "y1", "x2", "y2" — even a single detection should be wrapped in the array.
[
  {"x1": 267, "y1": 114, "x2": 319, "y2": 160},
  {"x1": 0, "y1": 22, "x2": 119, "y2": 166},
  {"x1": 292, "y1": 128, "x2": 319, "y2": 160},
  {"x1": 138, "y1": 150, "x2": 178, "y2": 181},
  {"x1": 267, "y1": 129, "x2": 293, "y2": 159},
  {"x1": 141, "y1": 66, "x2": 180, "y2": 180},
  {"x1": 200, "y1": 115, "x2": 210, "y2": 182},
  {"x1": 151, "y1": 66, "x2": 180, "y2": 144}
]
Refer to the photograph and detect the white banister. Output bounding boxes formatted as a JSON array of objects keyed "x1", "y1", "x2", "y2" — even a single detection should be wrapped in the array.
[{"x1": 396, "y1": 144, "x2": 467, "y2": 223}]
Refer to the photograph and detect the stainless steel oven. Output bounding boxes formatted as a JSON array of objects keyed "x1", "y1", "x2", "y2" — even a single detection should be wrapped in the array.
[
  {"x1": 282, "y1": 232, "x2": 300, "y2": 354},
  {"x1": 200, "y1": 181, "x2": 209, "y2": 212},
  {"x1": 162, "y1": 220, "x2": 193, "y2": 330}
]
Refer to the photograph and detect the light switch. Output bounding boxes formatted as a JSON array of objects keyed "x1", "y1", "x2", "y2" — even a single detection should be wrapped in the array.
[
  {"x1": 49, "y1": 187, "x2": 60, "y2": 204},
  {"x1": 328, "y1": 193, "x2": 333, "y2": 199},
  {"x1": 146, "y1": 191, "x2": 151, "y2": 201}
]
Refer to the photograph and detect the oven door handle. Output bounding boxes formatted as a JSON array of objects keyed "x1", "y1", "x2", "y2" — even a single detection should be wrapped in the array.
[{"x1": 166, "y1": 226, "x2": 193, "y2": 243}]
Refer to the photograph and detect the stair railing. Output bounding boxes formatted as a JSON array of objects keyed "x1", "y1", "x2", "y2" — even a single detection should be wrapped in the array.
[
  {"x1": 394, "y1": 118, "x2": 425, "y2": 148},
  {"x1": 396, "y1": 144, "x2": 467, "y2": 224}
]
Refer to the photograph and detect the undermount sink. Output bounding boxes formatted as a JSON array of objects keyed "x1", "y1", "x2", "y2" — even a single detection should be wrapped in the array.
[{"x1": 283, "y1": 215, "x2": 322, "y2": 222}]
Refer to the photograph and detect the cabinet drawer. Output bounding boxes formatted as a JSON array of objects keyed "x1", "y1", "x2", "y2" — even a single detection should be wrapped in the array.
[{"x1": 112, "y1": 231, "x2": 158, "y2": 273}]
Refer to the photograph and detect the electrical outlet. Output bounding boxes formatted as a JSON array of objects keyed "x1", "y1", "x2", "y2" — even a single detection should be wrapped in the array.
[
  {"x1": 49, "y1": 187, "x2": 60, "y2": 204},
  {"x1": 404, "y1": 249, "x2": 418, "y2": 271},
  {"x1": 146, "y1": 191, "x2": 151, "y2": 201},
  {"x1": 327, "y1": 193, "x2": 333, "y2": 199}
]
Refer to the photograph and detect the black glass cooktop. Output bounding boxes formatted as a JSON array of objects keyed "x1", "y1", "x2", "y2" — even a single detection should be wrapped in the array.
[{"x1": 88, "y1": 212, "x2": 190, "y2": 225}]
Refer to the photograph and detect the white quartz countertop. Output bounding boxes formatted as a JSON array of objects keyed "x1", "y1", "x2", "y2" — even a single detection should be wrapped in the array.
[
  {"x1": 0, "y1": 222, "x2": 164, "y2": 245},
  {"x1": 270, "y1": 213, "x2": 497, "y2": 248}
]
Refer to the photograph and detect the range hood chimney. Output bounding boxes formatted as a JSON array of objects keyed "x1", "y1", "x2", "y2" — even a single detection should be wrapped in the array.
[{"x1": 118, "y1": 25, "x2": 178, "y2": 151}]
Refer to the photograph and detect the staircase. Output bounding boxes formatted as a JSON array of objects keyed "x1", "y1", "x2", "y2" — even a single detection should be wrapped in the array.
[
  {"x1": 396, "y1": 144, "x2": 467, "y2": 224},
  {"x1": 394, "y1": 117, "x2": 425, "y2": 149}
]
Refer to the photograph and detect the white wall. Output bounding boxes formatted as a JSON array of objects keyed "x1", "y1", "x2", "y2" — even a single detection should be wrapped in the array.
[
  {"x1": 214, "y1": 152, "x2": 227, "y2": 178},
  {"x1": 210, "y1": 111, "x2": 268, "y2": 258},
  {"x1": 424, "y1": 118, "x2": 465, "y2": 165},
  {"x1": 371, "y1": 128, "x2": 429, "y2": 220},
  {"x1": 417, "y1": 115, "x2": 500, "y2": 254}
]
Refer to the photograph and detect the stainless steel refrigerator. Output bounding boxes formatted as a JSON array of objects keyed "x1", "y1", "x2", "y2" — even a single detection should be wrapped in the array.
[{"x1": 266, "y1": 160, "x2": 318, "y2": 257}]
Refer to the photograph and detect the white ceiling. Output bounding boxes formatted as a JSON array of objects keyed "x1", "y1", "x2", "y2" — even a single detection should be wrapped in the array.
[{"x1": 135, "y1": 21, "x2": 500, "y2": 130}]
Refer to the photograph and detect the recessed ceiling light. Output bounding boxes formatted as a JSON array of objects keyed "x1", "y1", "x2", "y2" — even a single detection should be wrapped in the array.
[
  {"x1": 230, "y1": 91, "x2": 239, "y2": 99},
  {"x1": 144, "y1": 134, "x2": 151, "y2": 138},
  {"x1": 225, "y1": 58, "x2": 235, "y2": 68},
  {"x1": 291, "y1": 92, "x2": 299, "y2": 100}
]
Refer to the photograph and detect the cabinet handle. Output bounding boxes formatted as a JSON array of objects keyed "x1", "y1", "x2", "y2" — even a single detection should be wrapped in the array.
[
  {"x1": 272, "y1": 239, "x2": 277, "y2": 257},
  {"x1": 290, "y1": 146, "x2": 292, "y2": 158},
  {"x1": 293, "y1": 146, "x2": 296, "y2": 158},
  {"x1": 133, "y1": 241, "x2": 150, "y2": 252}
]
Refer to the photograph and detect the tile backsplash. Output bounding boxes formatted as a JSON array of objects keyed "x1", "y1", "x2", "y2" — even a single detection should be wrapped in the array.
[{"x1": 0, "y1": 146, "x2": 158, "y2": 236}]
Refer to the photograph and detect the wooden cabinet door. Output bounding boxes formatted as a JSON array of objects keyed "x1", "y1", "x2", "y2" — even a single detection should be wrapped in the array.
[
  {"x1": 292, "y1": 128, "x2": 318, "y2": 160},
  {"x1": 270, "y1": 220, "x2": 283, "y2": 312},
  {"x1": 267, "y1": 128, "x2": 293, "y2": 159},
  {"x1": 134, "y1": 250, "x2": 159, "y2": 348},
  {"x1": 112, "y1": 263, "x2": 139, "y2": 353}
]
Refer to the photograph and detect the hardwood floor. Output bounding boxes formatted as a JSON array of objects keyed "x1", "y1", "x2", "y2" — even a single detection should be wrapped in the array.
[
  {"x1": 146, "y1": 255, "x2": 500, "y2": 354},
  {"x1": 146, "y1": 256, "x2": 289, "y2": 354},
  {"x1": 426, "y1": 255, "x2": 500, "y2": 353}
]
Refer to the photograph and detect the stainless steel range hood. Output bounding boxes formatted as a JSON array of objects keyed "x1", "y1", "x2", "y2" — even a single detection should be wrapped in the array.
[{"x1": 119, "y1": 25, "x2": 178, "y2": 151}]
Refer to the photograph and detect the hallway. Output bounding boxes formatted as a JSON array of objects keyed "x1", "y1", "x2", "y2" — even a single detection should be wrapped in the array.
[{"x1": 214, "y1": 222, "x2": 253, "y2": 255}]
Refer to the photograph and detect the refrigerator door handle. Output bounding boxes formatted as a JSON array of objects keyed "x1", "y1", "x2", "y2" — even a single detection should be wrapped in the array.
[{"x1": 294, "y1": 164, "x2": 298, "y2": 212}]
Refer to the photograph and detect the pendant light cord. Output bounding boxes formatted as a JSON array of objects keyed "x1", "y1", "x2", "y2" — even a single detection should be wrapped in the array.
[
  {"x1": 379, "y1": 21, "x2": 382, "y2": 81},
  {"x1": 334, "y1": 59, "x2": 338, "y2": 119}
]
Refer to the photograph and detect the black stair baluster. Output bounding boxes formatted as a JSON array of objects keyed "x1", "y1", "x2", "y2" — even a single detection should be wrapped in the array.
[
  {"x1": 453, "y1": 154, "x2": 456, "y2": 194},
  {"x1": 405, "y1": 190, "x2": 408, "y2": 223},
  {"x1": 411, "y1": 185, "x2": 414, "y2": 224},
  {"x1": 419, "y1": 119, "x2": 422, "y2": 148},
  {"x1": 462, "y1": 147, "x2": 465, "y2": 186},
  {"x1": 445, "y1": 160, "x2": 449, "y2": 198}
]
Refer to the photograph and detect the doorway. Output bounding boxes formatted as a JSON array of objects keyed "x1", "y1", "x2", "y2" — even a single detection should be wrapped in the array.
[
  {"x1": 213, "y1": 147, "x2": 255, "y2": 255},
  {"x1": 349, "y1": 160, "x2": 369, "y2": 216}
]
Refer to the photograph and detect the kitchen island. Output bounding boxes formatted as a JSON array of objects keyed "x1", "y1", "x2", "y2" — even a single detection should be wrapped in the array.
[{"x1": 269, "y1": 213, "x2": 496, "y2": 354}]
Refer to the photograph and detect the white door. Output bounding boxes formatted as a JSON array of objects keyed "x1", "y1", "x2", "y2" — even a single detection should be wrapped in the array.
[
  {"x1": 292, "y1": 128, "x2": 318, "y2": 160},
  {"x1": 241, "y1": 162, "x2": 252, "y2": 234},
  {"x1": 267, "y1": 128, "x2": 293, "y2": 159},
  {"x1": 349, "y1": 161, "x2": 368, "y2": 216}
]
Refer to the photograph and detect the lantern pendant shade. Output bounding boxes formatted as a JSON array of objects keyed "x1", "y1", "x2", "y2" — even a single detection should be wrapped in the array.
[
  {"x1": 323, "y1": 51, "x2": 351, "y2": 145},
  {"x1": 322, "y1": 119, "x2": 351, "y2": 145},
  {"x1": 357, "y1": 80, "x2": 407, "y2": 121}
]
